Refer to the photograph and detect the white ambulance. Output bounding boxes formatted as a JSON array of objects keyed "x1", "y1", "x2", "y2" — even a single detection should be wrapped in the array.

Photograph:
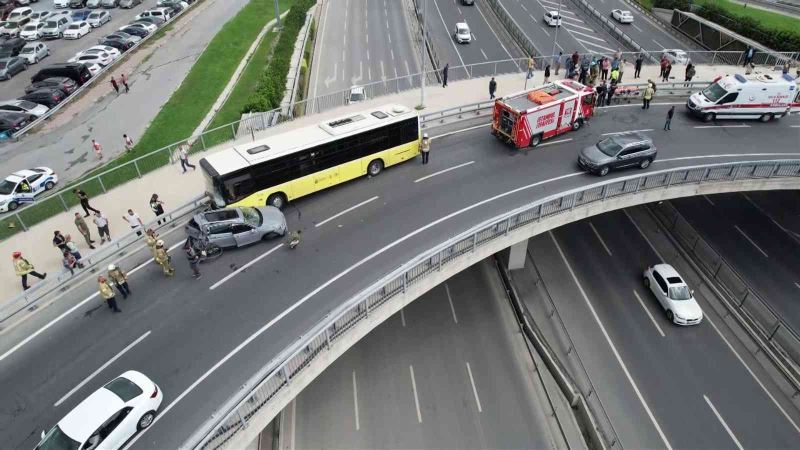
[{"x1": 686, "y1": 73, "x2": 799, "y2": 122}]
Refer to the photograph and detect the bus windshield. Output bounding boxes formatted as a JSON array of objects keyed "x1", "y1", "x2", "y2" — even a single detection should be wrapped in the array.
[{"x1": 701, "y1": 83, "x2": 728, "y2": 103}]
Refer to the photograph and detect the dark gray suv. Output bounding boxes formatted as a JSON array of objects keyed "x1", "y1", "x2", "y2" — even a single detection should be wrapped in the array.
[{"x1": 578, "y1": 132, "x2": 656, "y2": 176}]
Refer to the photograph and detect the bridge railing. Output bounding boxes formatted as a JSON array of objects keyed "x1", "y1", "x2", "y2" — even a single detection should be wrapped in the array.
[{"x1": 187, "y1": 159, "x2": 800, "y2": 450}]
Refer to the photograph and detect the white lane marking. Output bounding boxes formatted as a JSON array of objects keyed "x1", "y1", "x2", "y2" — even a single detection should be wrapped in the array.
[
  {"x1": 703, "y1": 195, "x2": 716, "y2": 206},
  {"x1": 209, "y1": 243, "x2": 283, "y2": 290},
  {"x1": 560, "y1": 20, "x2": 595, "y2": 33},
  {"x1": 366, "y1": 49, "x2": 370, "y2": 61},
  {"x1": 310, "y1": 0, "x2": 330, "y2": 99},
  {"x1": 633, "y1": 23, "x2": 643, "y2": 32},
  {"x1": 380, "y1": 60, "x2": 385, "y2": 80},
  {"x1": 795, "y1": 282, "x2": 800, "y2": 290},
  {"x1": 409, "y1": 365, "x2": 423, "y2": 423},
  {"x1": 391, "y1": 48, "x2": 394, "y2": 60},
  {"x1": 694, "y1": 125, "x2": 751, "y2": 129},
  {"x1": 473, "y1": 1, "x2": 516, "y2": 61},
  {"x1": 54, "y1": 331, "x2": 151, "y2": 407},
  {"x1": 466, "y1": 362, "x2": 483, "y2": 412},
  {"x1": 400, "y1": 308, "x2": 407, "y2": 327},
  {"x1": 480, "y1": 48, "x2": 488, "y2": 60},
  {"x1": 432, "y1": 0, "x2": 468, "y2": 75},
  {"x1": 652, "y1": 39, "x2": 665, "y2": 49},
  {"x1": 734, "y1": 225, "x2": 768, "y2": 258},
  {"x1": 703, "y1": 395, "x2": 745, "y2": 450},
  {"x1": 589, "y1": 222, "x2": 612, "y2": 256},
  {"x1": 538, "y1": 138, "x2": 573, "y2": 148},
  {"x1": 445, "y1": 283, "x2": 458, "y2": 324},
  {"x1": 791, "y1": 125, "x2": 800, "y2": 128},
  {"x1": 706, "y1": 315, "x2": 800, "y2": 434},
  {"x1": 601, "y1": 128, "x2": 653, "y2": 136},
  {"x1": 414, "y1": 161, "x2": 475, "y2": 183},
  {"x1": 549, "y1": 231, "x2": 674, "y2": 450},
  {"x1": 600, "y1": 102, "x2": 685, "y2": 109},
  {"x1": 632, "y1": 290, "x2": 666, "y2": 338},
  {"x1": 431, "y1": 123, "x2": 491, "y2": 140},
  {"x1": 352, "y1": 370, "x2": 360, "y2": 431},
  {"x1": 520, "y1": 3, "x2": 527, "y2": 10},
  {"x1": 0, "y1": 239, "x2": 183, "y2": 363},
  {"x1": 657, "y1": 152, "x2": 800, "y2": 163},
  {"x1": 403, "y1": 59, "x2": 410, "y2": 77},
  {"x1": 624, "y1": 209, "x2": 666, "y2": 261},
  {"x1": 567, "y1": 28, "x2": 608, "y2": 42},
  {"x1": 740, "y1": 193, "x2": 799, "y2": 242},
  {"x1": 575, "y1": 38, "x2": 616, "y2": 53}
]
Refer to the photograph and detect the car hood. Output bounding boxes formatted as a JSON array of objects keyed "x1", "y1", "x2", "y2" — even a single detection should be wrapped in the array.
[
  {"x1": 579, "y1": 144, "x2": 613, "y2": 165},
  {"x1": 257, "y1": 206, "x2": 286, "y2": 230},
  {"x1": 671, "y1": 299, "x2": 703, "y2": 320}
]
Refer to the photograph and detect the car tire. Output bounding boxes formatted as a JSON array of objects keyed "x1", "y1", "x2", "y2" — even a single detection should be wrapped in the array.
[
  {"x1": 137, "y1": 411, "x2": 156, "y2": 431},
  {"x1": 8, "y1": 201, "x2": 18, "y2": 211},
  {"x1": 367, "y1": 159, "x2": 383, "y2": 177},
  {"x1": 45, "y1": 181, "x2": 55, "y2": 190},
  {"x1": 666, "y1": 310, "x2": 674, "y2": 323},
  {"x1": 33, "y1": 56, "x2": 38, "y2": 63},
  {"x1": 598, "y1": 166, "x2": 610, "y2": 176},
  {"x1": 759, "y1": 113, "x2": 772, "y2": 122},
  {"x1": 529, "y1": 134, "x2": 542, "y2": 147},
  {"x1": 643, "y1": 276, "x2": 650, "y2": 288},
  {"x1": 266, "y1": 192, "x2": 286, "y2": 210},
  {"x1": 572, "y1": 119, "x2": 582, "y2": 131},
  {"x1": 702, "y1": 112, "x2": 714, "y2": 123},
  {"x1": 639, "y1": 158, "x2": 652, "y2": 169}
]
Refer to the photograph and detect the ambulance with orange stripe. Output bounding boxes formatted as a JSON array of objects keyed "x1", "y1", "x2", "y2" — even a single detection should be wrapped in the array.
[{"x1": 686, "y1": 73, "x2": 799, "y2": 122}]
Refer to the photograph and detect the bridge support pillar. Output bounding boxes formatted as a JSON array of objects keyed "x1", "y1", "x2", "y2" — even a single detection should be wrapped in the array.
[{"x1": 507, "y1": 239, "x2": 528, "y2": 270}]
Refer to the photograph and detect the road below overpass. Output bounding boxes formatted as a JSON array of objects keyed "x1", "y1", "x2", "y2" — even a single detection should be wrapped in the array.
[
  {"x1": 584, "y1": 0, "x2": 697, "y2": 52},
  {"x1": 292, "y1": 261, "x2": 573, "y2": 449},
  {"x1": 517, "y1": 206, "x2": 800, "y2": 448},
  {"x1": 1, "y1": 105, "x2": 798, "y2": 450}
]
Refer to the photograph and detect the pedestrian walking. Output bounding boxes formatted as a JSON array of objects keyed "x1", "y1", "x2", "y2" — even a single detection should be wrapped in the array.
[
  {"x1": 662, "y1": 62, "x2": 672, "y2": 82},
  {"x1": 13, "y1": 251, "x2": 46, "y2": 291},
  {"x1": 123, "y1": 209, "x2": 144, "y2": 236},
  {"x1": 743, "y1": 47, "x2": 754, "y2": 67},
  {"x1": 62, "y1": 250, "x2": 82, "y2": 275},
  {"x1": 154, "y1": 240, "x2": 175, "y2": 276},
  {"x1": 98, "y1": 276, "x2": 121, "y2": 313},
  {"x1": 442, "y1": 63, "x2": 449, "y2": 88},
  {"x1": 108, "y1": 264, "x2": 131, "y2": 298},
  {"x1": 184, "y1": 243, "x2": 201, "y2": 279},
  {"x1": 527, "y1": 57, "x2": 535, "y2": 79},
  {"x1": 123, "y1": 134, "x2": 134, "y2": 152},
  {"x1": 642, "y1": 83, "x2": 654, "y2": 109},
  {"x1": 145, "y1": 228, "x2": 159, "y2": 257},
  {"x1": 110, "y1": 76, "x2": 119, "y2": 94},
  {"x1": 489, "y1": 77, "x2": 497, "y2": 99},
  {"x1": 93, "y1": 211, "x2": 111, "y2": 243},
  {"x1": 120, "y1": 73, "x2": 129, "y2": 93},
  {"x1": 420, "y1": 133, "x2": 430, "y2": 164},
  {"x1": 91, "y1": 139, "x2": 103, "y2": 159},
  {"x1": 664, "y1": 106, "x2": 675, "y2": 131},
  {"x1": 149, "y1": 194, "x2": 165, "y2": 226},
  {"x1": 178, "y1": 145, "x2": 196, "y2": 172},
  {"x1": 53, "y1": 230, "x2": 68, "y2": 254},
  {"x1": 74, "y1": 212, "x2": 96, "y2": 249},
  {"x1": 634, "y1": 54, "x2": 643, "y2": 79},
  {"x1": 684, "y1": 63, "x2": 696, "y2": 86},
  {"x1": 74, "y1": 188, "x2": 100, "y2": 216},
  {"x1": 65, "y1": 236, "x2": 83, "y2": 261},
  {"x1": 553, "y1": 51, "x2": 562, "y2": 76}
]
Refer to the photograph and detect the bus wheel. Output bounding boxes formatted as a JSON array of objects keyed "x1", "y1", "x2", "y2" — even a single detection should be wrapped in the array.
[
  {"x1": 759, "y1": 114, "x2": 772, "y2": 122},
  {"x1": 267, "y1": 193, "x2": 286, "y2": 209},
  {"x1": 529, "y1": 134, "x2": 542, "y2": 147},
  {"x1": 367, "y1": 159, "x2": 384, "y2": 177},
  {"x1": 702, "y1": 112, "x2": 714, "y2": 123},
  {"x1": 572, "y1": 120, "x2": 582, "y2": 131}
]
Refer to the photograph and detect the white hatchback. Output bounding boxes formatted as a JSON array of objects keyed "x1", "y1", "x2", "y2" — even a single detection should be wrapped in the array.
[
  {"x1": 20, "y1": 22, "x2": 46, "y2": 40},
  {"x1": 35, "y1": 371, "x2": 164, "y2": 450},
  {"x1": 544, "y1": 10, "x2": 562, "y2": 26},
  {"x1": 63, "y1": 21, "x2": 91, "y2": 39},
  {"x1": 454, "y1": 22, "x2": 470, "y2": 43},
  {"x1": 644, "y1": 264, "x2": 703, "y2": 326},
  {"x1": 611, "y1": 9, "x2": 634, "y2": 23}
]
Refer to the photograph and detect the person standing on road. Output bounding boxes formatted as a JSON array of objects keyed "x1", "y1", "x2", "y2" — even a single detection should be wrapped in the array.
[
  {"x1": 110, "y1": 76, "x2": 119, "y2": 94},
  {"x1": 13, "y1": 252, "x2": 46, "y2": 291},
  {"x1": 123, "y1": 209, "x2": 144, "y2": 236},
  {"x1": 120, "y1": 73, "x2": 129, "y2": 93},
  {"x1": 154, "y1": 240, "x2": 175, "y2": 277},
  {"x1": 74, "y1": 212, "x2": 96, "y2": 249},
  {"x1": 123, "y1": 134, "x2": 134, "y2": 152},
  {"x1": 98, "y1": 276, "x2": 121, "y2": 313},
  {"x1": 149, "y1": 194, "x2": 165, "y2": 226},
  {"x1": 489, "y1": 77, "x2": 497, "y2": 99},
  {"x1": 634, "y1": 54, "x2": 643, "y2": 79},
  {"x1": 108, "y1": 264, "x2": 131, "y2": 299},
  {"x1": 145, "y1": 228, "x2": 159, "y2": 257},
  {"x1": 442, "y1": 63, "x2": 449, "y2": 88},
  {"x1": 93, "y1": 211, "x2": 111, "y2": 243},
  {"x1": 642, "y1": 83, "x2": 654, "y2": 109},
  {"x1": 184, "y1": 243, "x2": 201, "y2": 279},
  {"x1": 420, "y1": 133, "x2": 430, "y2": 164},
  {"x1": 179, "y1": 145, "x2": 196, "y2": 172},
  {"x1": 664, "y1": 106, "x2": 675, "y2": 131},
  {"x1": 91, "y1": 139, "x2": 103, "y2": 159},
  {"x1": 74, "y1": 188, "x2": 100, "y2": 217},
  {"x1": 553, "y1": 51, "x2": 562, "y2": 76}
]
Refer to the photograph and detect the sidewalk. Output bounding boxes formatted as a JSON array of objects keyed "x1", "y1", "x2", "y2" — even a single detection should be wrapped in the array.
[{"x1": 0, "y1": 61, "x2": 768, "y2": 304}]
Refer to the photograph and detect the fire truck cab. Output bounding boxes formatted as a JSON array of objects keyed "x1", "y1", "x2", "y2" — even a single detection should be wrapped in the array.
[{"x1": 492, "y1": 79, "x2": 595, "y2": 148}]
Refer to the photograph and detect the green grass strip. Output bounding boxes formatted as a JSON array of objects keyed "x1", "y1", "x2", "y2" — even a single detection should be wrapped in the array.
[{"x1": 694, "y1": 0, "x2": 800, "y2": 35}]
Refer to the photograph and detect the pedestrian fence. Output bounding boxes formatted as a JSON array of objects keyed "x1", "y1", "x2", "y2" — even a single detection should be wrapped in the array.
[
  {"x1": 185, "y1": 159, "x2": 800, "y2": 450},
  {"x1": 0, "y1": 194, "x2": 209, "y2": 327},
  {"x1": 649, "y1": 200, "x2": 800, "y2": 389}
]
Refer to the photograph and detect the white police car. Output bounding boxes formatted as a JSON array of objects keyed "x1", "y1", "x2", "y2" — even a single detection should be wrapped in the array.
[{"x1": 0, "y1": 167, "x2": 58, "y2": 212}]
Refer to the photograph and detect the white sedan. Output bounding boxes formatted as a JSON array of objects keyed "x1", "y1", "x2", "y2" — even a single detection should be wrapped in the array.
[
  {"x1": 53, "y1": 0, "x2": 71, "y2": 8},
  {"x1": 0, "y1": 99, "x2": 49, "y2": 117},
  {"x1": 63, "y1": 21, "x2": 92, "y2": 39},
  {"x1": 74, "y1": 45, "x2": 121, "y2": 61},
  {"x1": 19, "y1": 22, "x2": 46, "y2": 40},
  {"x1": 643, "y1": 264, "x2": 703, "y2": 326},
  {"x1": 18, "y1": 41, "x2": 50, "y2": 64},
  {"x1": 69, "y1": 50, "x2": 113, "y2": 66},
  {"x1": 86, "y1": 62, "x2": 102, "y2": 76},
  {"x1": 0, "y1": 167, "x2": 58, "y2": 212},
  {"x1": 454, "y1": 22, "x2": 471, "y2": 44},
  {"x1": 122, "y1": 21, "x2": 157, "y2": 33},
  {"x1": 611, "y1": 9, "x2": 634, "y2": 23},
  {"x1": 35, "y1": 371, "x2": 164, "y2": 450},
  {"x1": 88, "y1": 10, "x2": 112, "y2": 28},
  {"x1": 662, "y1": 48, "x2": 690, "y2": 65}
]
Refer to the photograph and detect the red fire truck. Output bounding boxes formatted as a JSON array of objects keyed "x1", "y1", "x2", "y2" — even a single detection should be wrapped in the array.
[{"x1": 492, "y1": 79, "x2": 595, "y2": 148}]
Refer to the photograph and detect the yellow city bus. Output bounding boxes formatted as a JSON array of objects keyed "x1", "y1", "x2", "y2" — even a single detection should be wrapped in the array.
[{"x1": 199, "y1": 104, "x2": 420, "y2": 209}]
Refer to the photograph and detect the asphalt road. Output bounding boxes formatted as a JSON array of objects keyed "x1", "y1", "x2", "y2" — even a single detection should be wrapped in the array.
[
  {"x1": 294, "y1": 261, "x2": 561, "y2": 449},
  {"x1": 670, "y1": 191, "x2": 800, "y2": 334},
  {"x1": 523, "y1": 208, "x2": 800, "y2": 448},
  {"x1": 1, "y1": 106, "x2": 798, "y2": 450},
  {"x1": 308, "y1": 0, "x2": 420, "y2": 99}
]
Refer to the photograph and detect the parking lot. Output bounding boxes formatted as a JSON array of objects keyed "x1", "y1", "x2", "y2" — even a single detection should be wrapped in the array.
[{"x1": 0, "y1": 1, "x2": 163, "y2": 102}]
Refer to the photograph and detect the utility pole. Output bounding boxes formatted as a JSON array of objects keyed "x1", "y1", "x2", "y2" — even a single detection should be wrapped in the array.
[
  {"x1": 419, "y1": 0, "x2": 427, "y2": 109},
  {"x1": 550, "y1": 0, "x2": 563, "y2": 65},
  {"x1": 274, "y1": 0, "x2": 281, "y2": 28}
]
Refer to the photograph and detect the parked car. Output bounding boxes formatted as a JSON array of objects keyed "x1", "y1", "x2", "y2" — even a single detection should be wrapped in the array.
[
  {"x1": 347, "y1": 85, "x2": 365, "y2": 104},
  {"x1": 644, "y1": 264, "x2": 703, "y2": 325},
  {"x1": 99, "y1": 37, "x2": 131, "y2": 51},
  {"x1": 19, "y1": 21, "x2": 45, "y2": 40},
  {"x1": 611, "y1": 9, "x2": 634, "y2": 23},
  {"x1": 0, "y1": 99, "x2": 48, "y2": 116},
  {"x1": 70, "y1": 8, "x2": 91, "y2": 21},
  {"x1": 78, "y1": 44, "x2": 119, "y2": 59},
  {"x1": 87, "y1": 9, "x2": 110, "y2": 27},
  {"x1": 25, "y1": 75, "x2": 77, "y2": 94},
  {"x1": 68, "y1": 50, "x2": 110, "y2": 66},
  {"x1": 7, "y1": 7, "x2": 33, "y2": 24},
  {"x1": 460, "y1": 0, "x2": 474, "y2": 5},
  {"x1": 34, "y1": 371, "x2": 164, "y2": 450},
  {"x1": 0, "y1": 36, "x2": 25, "y2": 56},
  {"x1": 185, "y1": 206, "x2": 287, "y2": 248},
  {"x1": 118, "y1": 0, "x2": 142, "y2": 8},
  {"x1": 543, "y1": 10, "x2": 562, "y2": 26},
  {"x1": 28, "y1": 10, "x2": 56, "y2": 25},
  {"x1": 0, "y1": 21, "x2": 23, "y2": 37},
  {"x1": 31, "y1": 62, "x2": 92, "y2": 85},
  {"x1": 84, "y1": 61, "x2": 99, "y2": 75},
  {"x1": 135, "y1": 16, "x2": 164, "y2": 27},
  {"x1": 662, "y1": 48, "x2": 689, "y2": 65},
  {"x1": 158, "y1": 0, "x2": 187, "y2": 14},
  {"x1": 0, "y1": 55, "x2": 26, "y2": 79},
  {"x1": 68, "y1": 0, "x2": 87, "y2": 7},
  {"x1": 63, "y1": 20, "x2": 90, "y2": 38},
  {"x1": 86, "y1": 0, "x2": 102, "y2": 8},
  {"x1": 18, "y1": 41, "x2": 48, "y2": 63},
  {"x1": 41, "y1": 16, "x2": 71, "y2": 39},
  {"x1": 577, "y1": 132, "x2": 656, "y2": 176},
  {"x1": 135, "y1": 7, "x2": 171, "y2": 21},
  {"x1": 126, "y1": 20, "x2": 156, "y2": 32},
  {"x1": 453, "y1": 22, "x2": 470, "y2": 44},
  {"x1": 0, "y1": 0, "x2": 15, "y2": 20},
  {"x1": 0, "y1": 111, "x2": 32, "y2": 137},
  {"x1": 19, "y1": 86, "x2": 66, "y2": 107},
  {"x1": 53, "y1": 0, "x2": 71, "y2": 8},
  {"x1": 0, "y1": 167, "x2": 58, "y2": 211},
  {"x1": 104, "y1": 30, "x2": 139, "y2": 43},
  {"x1": 101, "y1": 0, "x2": 118, "y2": 7}
]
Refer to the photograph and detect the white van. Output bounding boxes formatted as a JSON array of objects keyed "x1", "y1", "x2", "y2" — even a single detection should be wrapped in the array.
[
  {"x1": 544, "y1": 11, "x2": 562, "y2": 27},
  {"x1": 686, "y1": 73, "x2": 799, "y2": 122}
]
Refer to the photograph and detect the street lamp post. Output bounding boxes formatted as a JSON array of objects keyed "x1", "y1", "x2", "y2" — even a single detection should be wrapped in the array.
[
  {"x1": 274, "y1": 0, "x2": 281, "y2": 28},
  {"x1": 419, "y1": 0, "x2": 427, "y2": 109},
  {"x1": 550, "y1": 0, "x2": 563, "y2": 69}
]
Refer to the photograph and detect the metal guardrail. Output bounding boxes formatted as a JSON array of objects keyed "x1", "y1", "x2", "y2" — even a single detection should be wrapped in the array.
[
  {"x1": 187, "y1": 159, "x2": 800, "y2": 450},
  {"x1": 487, "y1": 0, "x2": 542, "y2": 59},
  {"x1": 0, "y1": 194, "x2": 209, "y2": 326}
]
